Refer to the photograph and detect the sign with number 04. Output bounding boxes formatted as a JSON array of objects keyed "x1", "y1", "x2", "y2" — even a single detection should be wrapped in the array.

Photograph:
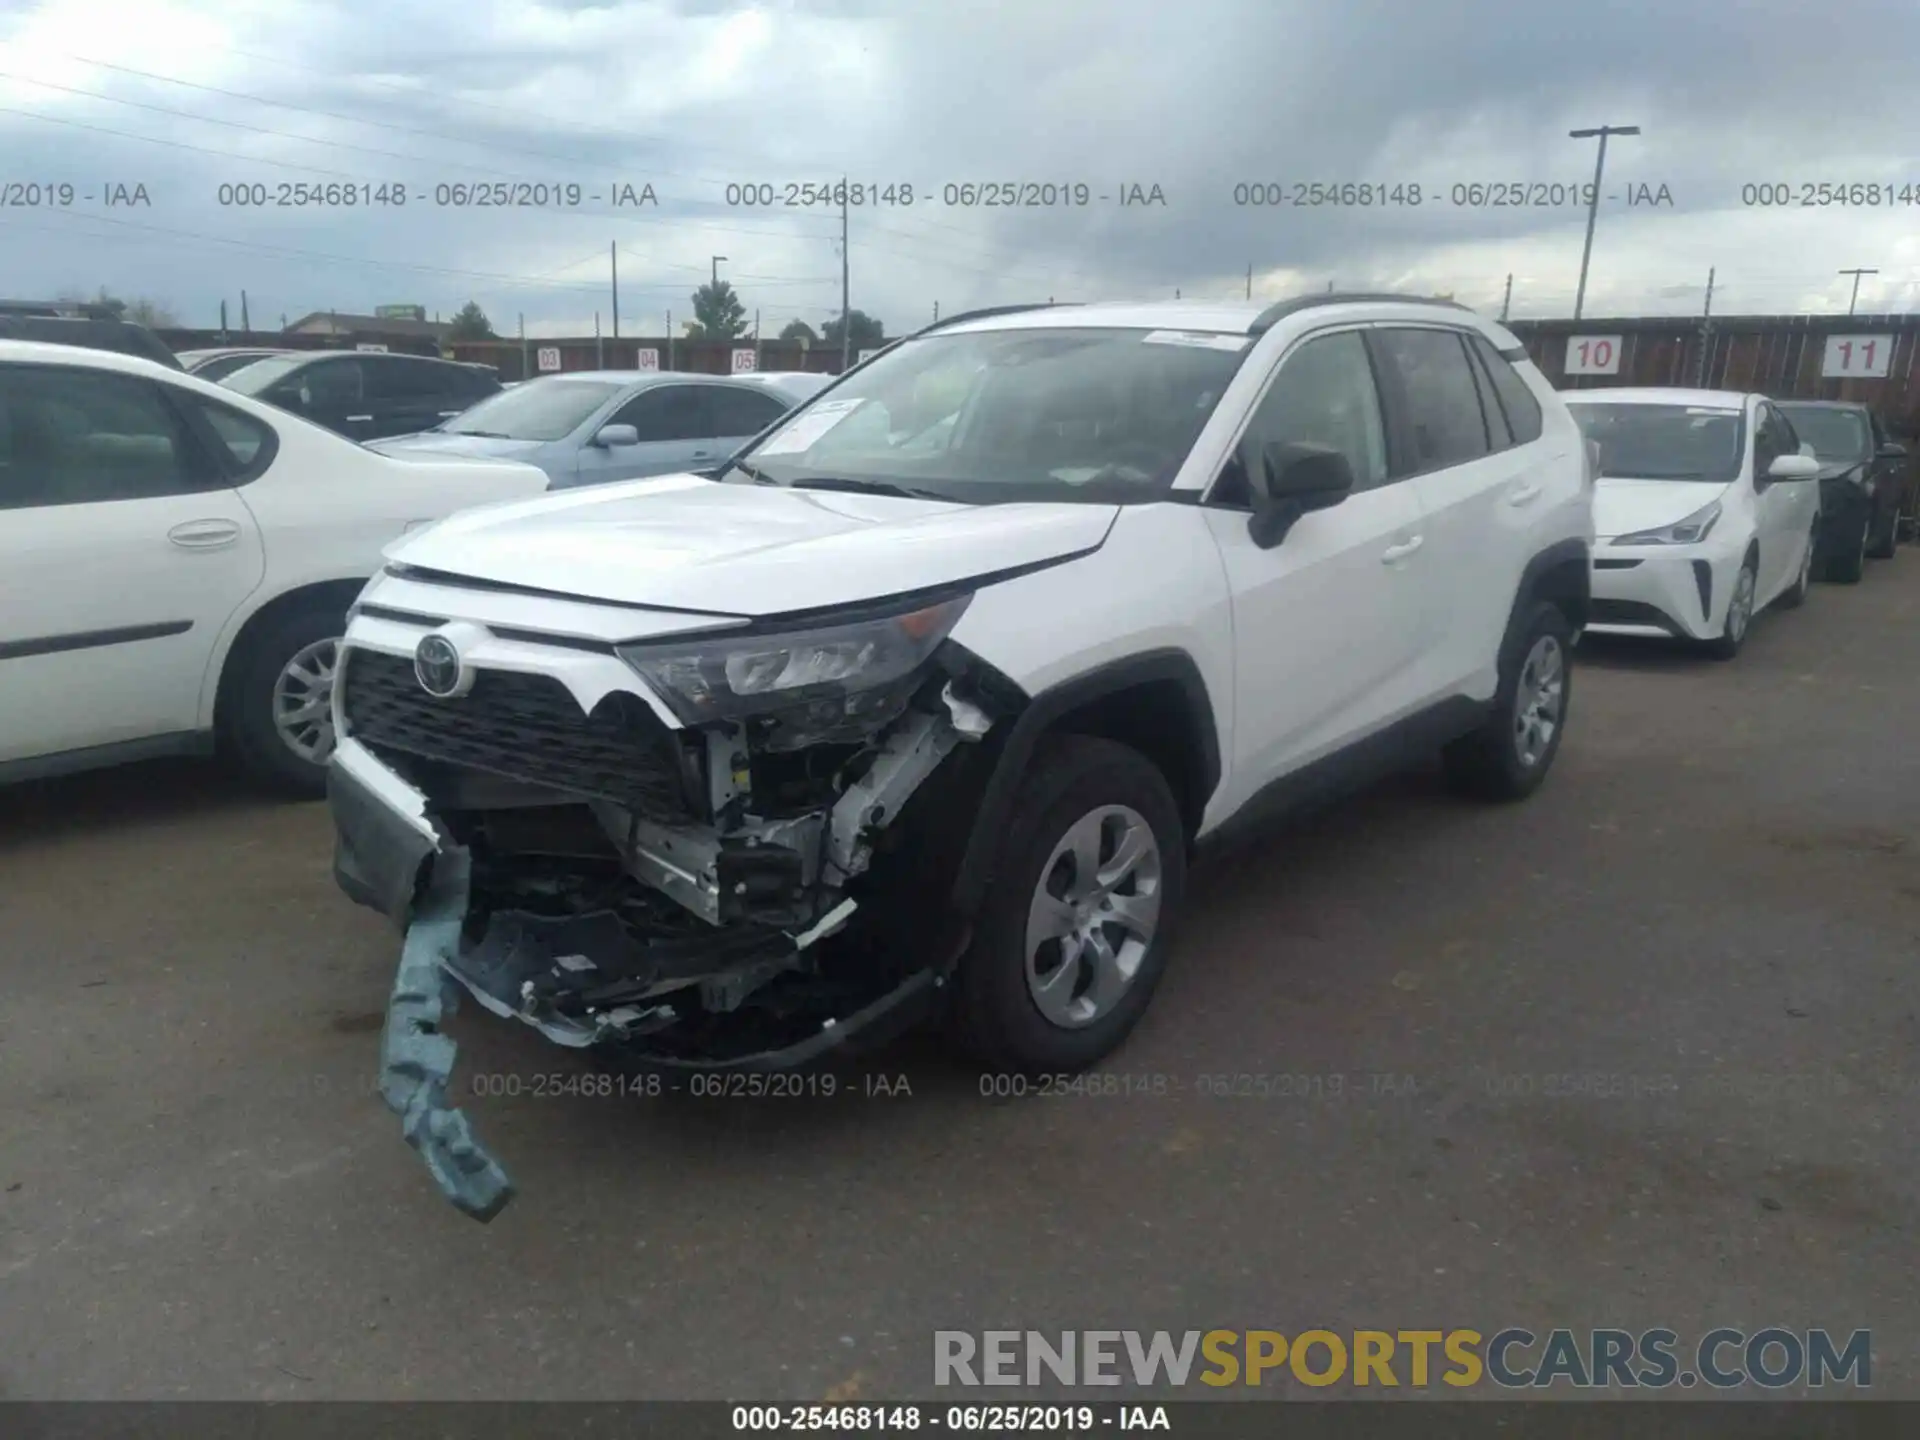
[
  {"x1": 1564, "y1": 336, "x2": 1622, "y2": 376},
  {"x1": 1822, "y1": 335, "x2": 1893, "y2": 379},
  {"x1": 635, "y1": 348, "x2": 659, "y2": 371}
]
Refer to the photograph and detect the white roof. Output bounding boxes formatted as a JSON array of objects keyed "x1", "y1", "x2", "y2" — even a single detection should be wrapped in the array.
[
  {"x1": 0, "y1": 337, "x2": 184, "y2": 377},
  {"x1": 1563, "y1": 386, "x2": 1750, "y2": 410},
  {"x1": 937, "y1": 300, "x2": 1271, "y2": 336}
]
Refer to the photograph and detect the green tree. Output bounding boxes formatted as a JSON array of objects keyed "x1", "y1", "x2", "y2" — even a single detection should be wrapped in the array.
[
  {"x1": 448, "y1": 300, "x2": 496, "y2": 340},
  {"x1": 779, "y1": 318, "x2": 819, "y2": 343},
  {"x1": 56, "y1": 286, "x2": 175, "y2": 326},
  {"x1": 691, "y1": 280, "x2": 749, "y2": 340},
  {"x1": 821, "y1": 309, "x2": 885, "y2": 351}
]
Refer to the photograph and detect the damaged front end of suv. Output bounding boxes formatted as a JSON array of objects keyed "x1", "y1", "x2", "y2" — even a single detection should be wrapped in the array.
[{"x1": 328, "y1": 576, "x2": 1016, "y2": 1221}]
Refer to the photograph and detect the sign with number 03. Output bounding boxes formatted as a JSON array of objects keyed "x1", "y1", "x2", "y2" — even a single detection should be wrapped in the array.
[
  {"x1": 1564, "y1": 336, "x2": 1622, "y2": 376},
  {"x1": 731, "y1": 348, "x2": 758, "y2": 373},
  {"x1": 536, "y1": 346, "x2": 561, "y2": 372},
  {"x1": 1821, "y1": 335, "x2": 1893, "y2": 379}
]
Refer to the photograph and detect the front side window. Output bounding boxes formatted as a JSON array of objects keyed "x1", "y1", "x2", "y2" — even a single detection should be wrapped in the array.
[
  {"x1": 297, "y1": 359, "x2": 364, "y2": 408},
  {"x1": 0, "y1": 364, "x2": 210, "y2": 510},
  {"x1": 1567, "y1": 403, "x2": 1745, "y2": 485},
  {"x1": 708, "y1": 384, "x2": 789, "y2": 436},
  {"x1": 1227, "y1": 330, "x2": 1389, "y2": 500},
  {"x1": 1373, "y1": 327, "x2": 1492, "y2": 472},
  {"x1": 1776, "y1": 405, "x2": 1870, "y2": 463},
  {"x1": 726, "y1": 326, "x2": 1251, "y2": 504},
  {"x1": 615, "y1": 385, "x2": 716, "y2": 442}
]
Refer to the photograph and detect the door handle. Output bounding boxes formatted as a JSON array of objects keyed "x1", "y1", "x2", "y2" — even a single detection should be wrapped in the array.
[
  {"x1": 1381, "y1": 536, "x2": 1424, "y2": 564},
  {"x1": 1506, "y1": 481, "x2": 1543, "y2": 506},
  {"x1": 168, "y1": 519, "x2": 242, "y2": 550},
  {"x1": 437, "y1": 410, "x2": 462, "y2": 418},
  {"x1": 347, "y1": 414, "x2": 374, "y2": 423},
  {"x1": 691, "y1": 448, "x2": 714, "y2": 458}
]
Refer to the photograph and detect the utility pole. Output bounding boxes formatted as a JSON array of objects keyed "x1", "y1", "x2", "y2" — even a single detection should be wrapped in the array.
[
  {"x1": 1693, "y1": 267, "x2": 1716, "y2": 387},
  {"x1": 219, "y1": 299, "x2": 228, "y2": 341},
  {"x1": 754, "y1": 308, "x2": 762, "y2": 369},
  {"x1": 667, "y1": 311, "x2": 673, "y2": 371},
  {"x1": 240, "y1": 289, "x2": 250, "y2": 334},
  {"x1": 1570, "y1": 123, "x2": 1640, "y2": 320},
  {"x1": 933, "y1": 301, "x2": 940, "y2": 324},
  {"x1": 838, "y1": 180, "x2": 851, "y2": 373},
  {"x1": 1840, "y1": 267, "x2": 1878, "y2": 316},
  {"x1": 711, "y1": 255, "x2": 727, "y2": 288},
  {"x1": 595, "y1": 311, "x2": 603, "y2": 368},
  {"x1": 1499, "y1": 273, "x2": 1513, "y2": 322},
  {"x1": 1246, "y1": 262, "x2": 1253, "y2": 300}
]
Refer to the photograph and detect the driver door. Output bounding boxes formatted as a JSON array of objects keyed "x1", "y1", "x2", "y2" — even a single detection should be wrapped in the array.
[
  {"x1": 1201, "y1": 328, "x2": 1433, "y2": 805},
  {"x1": 574, "y1": 383, "x2": 716, "y2": 485}
]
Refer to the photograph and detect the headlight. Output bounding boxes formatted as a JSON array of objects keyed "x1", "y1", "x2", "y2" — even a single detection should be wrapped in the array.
[
  {"x1": 1614, "y1": 499, "x2": 1722, "y2": 546},
  {"x1": 615, "y1": 593, "x2": 972, "y2": 726}
]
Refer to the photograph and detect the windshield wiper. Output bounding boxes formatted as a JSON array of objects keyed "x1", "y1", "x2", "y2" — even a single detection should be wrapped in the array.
[
  {"x1": 723, "y1": 458, "x2": 775, "y2": 484},
  {"x1": 787, "y1": 476, "x2": 947, "y2": 501}
]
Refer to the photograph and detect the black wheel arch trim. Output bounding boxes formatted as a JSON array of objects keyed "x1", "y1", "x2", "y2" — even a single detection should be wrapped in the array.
[
  {"x1": 1513, "y1": 536, "x2": 1591, "y2": 635},
  {"x1": 946, "y1": 646, "x2": 1221, "y2": 918}
]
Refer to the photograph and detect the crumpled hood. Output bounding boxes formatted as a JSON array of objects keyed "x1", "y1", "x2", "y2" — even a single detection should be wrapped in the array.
[
  {"x1": 1592, "y1": 478, "x2": 1729, "y2": 538},
  {"x1": 387, "y1": 472, "x2": 1119, "y2": 616},
  {"x1": 368, "y1": 433, "x2": 549, "y2": 462}
]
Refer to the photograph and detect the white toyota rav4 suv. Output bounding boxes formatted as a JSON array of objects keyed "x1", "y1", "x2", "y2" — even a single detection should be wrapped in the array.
[
  {"x1": 327, "y1": 295, "x2": 1593, "y2": 1219},
  {"x1": 0, "y1": 340, "x2": 553, "y2": 793}
]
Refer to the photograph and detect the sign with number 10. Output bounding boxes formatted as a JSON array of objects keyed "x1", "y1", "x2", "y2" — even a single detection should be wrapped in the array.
[{"x1": 1564, "y1": 336, "x2": 1622, "y2": 376}]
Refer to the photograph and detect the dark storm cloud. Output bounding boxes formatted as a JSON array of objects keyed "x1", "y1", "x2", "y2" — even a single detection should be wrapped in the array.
[{"x1": 3, "y1": 0, "x2": 1919, "y2": 334}]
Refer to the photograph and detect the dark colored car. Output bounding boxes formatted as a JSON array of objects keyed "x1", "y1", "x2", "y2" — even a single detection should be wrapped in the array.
[
  {"x1": 219, "y1": 351, "x2": 502, "y2": 442},
  {"x1": 175, "y1": 346, "x2": 297, "y2": 381},
  {"x1": 1775, "y1": 400, "x2": 1907, "y2": 582},
  {"x1": 0, "y1": 314, "x2": 182, "y2": 370}
]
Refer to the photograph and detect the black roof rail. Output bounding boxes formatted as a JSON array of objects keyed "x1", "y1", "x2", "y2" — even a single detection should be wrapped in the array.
[
  {"x1": 1247, "y1": 291, "x2": 1472, "y2": 335},
  {"x1": 912, "y1": 302, "x2": 1078, "y2": 338}
]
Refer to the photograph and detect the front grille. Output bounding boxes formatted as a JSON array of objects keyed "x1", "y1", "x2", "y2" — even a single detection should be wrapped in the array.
[{"x1": 342, "y1": 648, "x2": 693, "y2": 817}]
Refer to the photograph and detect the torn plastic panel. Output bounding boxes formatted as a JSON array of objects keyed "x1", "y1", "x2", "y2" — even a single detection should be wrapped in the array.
[{"x1": 333, "y1": 634, "x2": 1019, "y2": 1220}]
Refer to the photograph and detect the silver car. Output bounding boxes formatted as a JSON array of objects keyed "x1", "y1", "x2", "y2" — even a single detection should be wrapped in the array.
[{"x1": 368, "y1": 370, "x2": 830, "y2": 489}]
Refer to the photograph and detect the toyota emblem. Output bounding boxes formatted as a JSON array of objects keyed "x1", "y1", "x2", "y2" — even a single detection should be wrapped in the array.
[{"x1": 413, "y1": 634, "x2": 465, "y2": 698}]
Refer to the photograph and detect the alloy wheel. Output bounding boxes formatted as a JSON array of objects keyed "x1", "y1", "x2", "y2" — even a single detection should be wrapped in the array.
[
  {"x1": 1728, "y1": 567, "x2": 1755, "y2": 643},
  {"x1": 272, "y1": 638, "x2": 339, "y2": 765},
  {"x1": 1512, "y1": 634, "x2": 1565, "y2": 769},
  {"x1": 1024, "y1": 804, "x2": 1163, "y2": 1029}
]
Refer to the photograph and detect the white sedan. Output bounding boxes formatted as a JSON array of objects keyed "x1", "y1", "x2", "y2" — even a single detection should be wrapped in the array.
[
  {"x1": 1566, "y1": 387, "x2": 1822, "y2": 659},
  {"x1": 0, "y1": 340, "x2": 553, "y2": 794}
]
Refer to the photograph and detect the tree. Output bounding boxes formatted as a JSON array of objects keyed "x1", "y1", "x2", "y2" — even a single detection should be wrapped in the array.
[
  {"x1": 448, "y1": 300, "x2": 496, "y2": 340},
  {"x1": 691, "y1": 280, "x2": 749, "y2": 340},
  {"x1": 55, "y1": 286, "x2": 175, "y2": 326},
  {"x1": 821, "y1": 309, "x2": 885, "y2": 351},
  {"x1": 779, "y1": 318, "x2": 819, "y2": 344}
]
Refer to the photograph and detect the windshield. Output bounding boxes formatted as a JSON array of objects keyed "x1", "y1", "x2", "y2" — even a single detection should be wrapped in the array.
[
  {"x1": 220, "y1": 354, "x2": 312, "y2": 395},
  {"x1": 439, "y1": 378, "x2": 628, "y2": 440},
  {"x1": 1567, "y1": 402, "x2": 1745, "y2": 483},
  {"x1": 727, "y1": 326, "x2": 1251, "y2": 504},
  {"x1": 1777, "y1": 405, "x2": 1870, "y2": 463}
]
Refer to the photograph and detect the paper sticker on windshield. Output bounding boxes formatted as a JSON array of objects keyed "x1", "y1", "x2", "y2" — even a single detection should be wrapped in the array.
[
  {"x1": 755, "y1": 398, "x2": 864, "y2": 455},
  {"x1": 1142, "y1": 330, "x2": 1251, "y2": 351}
]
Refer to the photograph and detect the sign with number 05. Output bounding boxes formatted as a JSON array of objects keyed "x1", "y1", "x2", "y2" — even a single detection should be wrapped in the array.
[
  {"x1": 635, "y1": 348, "x2": 659, "y2": 371},
  {"x1": 731, "y1": 348, "x2": 758, "y2": 373},
  {"x1": 1564, "y1": 336, "x2": 1622, "y2": 376},
  {"x1": 536, "y1": 346, "x2": 561, "y2": 372},
  {"x1": 1821, "y1": 335, "x2": 1893, "y2": 379}
]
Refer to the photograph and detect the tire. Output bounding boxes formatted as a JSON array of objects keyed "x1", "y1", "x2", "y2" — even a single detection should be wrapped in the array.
[
  {"x1": 1825, "y1": 513, "x2": 1867, "y2": 584},
  {"x1": 949, "y1": 734, "x2": 1187, "y2": 1075},
  {"x1": 1777, "y1": 525, "x2": 1815, "y2": 608},
  {"x1": 1868, "y1": 504, "x2": 1901, "y2": 560},
  {"x1": 225, "y1": 605, "x2": 346, "y2": 798},
  {"x1": 1704, "y1": 552, "x2": 1758, "y2": 661},
  {"x1": 1441, "y1": 600, "x2": 1573, "y2": 802}
]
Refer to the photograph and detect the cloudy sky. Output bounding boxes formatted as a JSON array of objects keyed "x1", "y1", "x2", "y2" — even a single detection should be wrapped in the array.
[{"x1": 3, "y1": 0, "x2": 1920, "y2": 339}]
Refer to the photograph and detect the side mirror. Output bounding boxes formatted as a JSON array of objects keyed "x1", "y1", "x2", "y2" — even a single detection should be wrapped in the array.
[
  {"x1": 1879, "y1": 440, "x2": 1908, "y2": 459},
  {"x1": 1766, "y1": 452, "x2": 1821, "y2": 481},
  {"x1": 593, "y1": 423, "x2": 639, "y2": 448},
  {"x1": 1246, "y1": 441, "x2": 1356, "y2": 549}
]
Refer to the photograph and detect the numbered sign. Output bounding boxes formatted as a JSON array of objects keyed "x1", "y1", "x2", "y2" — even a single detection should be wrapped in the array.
[
  {"x1": 635, "y1": 348, "x2": 659, "y2": 371},
  {"x1": 1564, "y1": 336, "x2": 1621, "y2": 376},
  {"x1": 536, "y1": 346, "x2": 561, "y2": 373},
  {"x1": 354, "y1": 342, "x2": 388, "y2": 353},
  {"x1": 1822, "y1": 335, "x2": 1893, "y2": 379},
  {"x1": 731, "y1": 348, "x2": 758, "y2": 373}
]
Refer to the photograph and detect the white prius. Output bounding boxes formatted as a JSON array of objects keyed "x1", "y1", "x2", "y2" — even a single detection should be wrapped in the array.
[{"x1": 1565, "y1": 387, "x2": 1822, "y2": 659}]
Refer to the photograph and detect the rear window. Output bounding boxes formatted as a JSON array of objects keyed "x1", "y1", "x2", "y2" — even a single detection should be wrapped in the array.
[{"x1": 1469, "y1": 334, "x2": 1544, "y2": 444}]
